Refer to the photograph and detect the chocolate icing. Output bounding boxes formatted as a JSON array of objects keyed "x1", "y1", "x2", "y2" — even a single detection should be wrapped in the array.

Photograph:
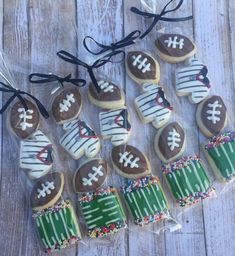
[
  {"x1": 52, "y1": 87, "x2": 82, "y2": 123},
  {"x1": 158, "y1": 122, "x2": 185, "y2": 161},
  {"x1": 10, "y1": 98, "x2": 40, "y2": 139},
  {"x1": 155, "y1": 34, "x2": 195, "y2": 58},
  {"x1": 127, "y1": 51, "x2": 157, "y2": 80},
  {"x1": 112, "y1": 145, "x2": 149, "y2": 176},
  {"x1": 30, "y1": 172, "x2": 64, "y2": 210},
  {"x1": 201, "y1": 95, "x2": 227, "y2": 135},
  {"x1": 74, "y1": 159, "x2": 108, "y2": 192}
]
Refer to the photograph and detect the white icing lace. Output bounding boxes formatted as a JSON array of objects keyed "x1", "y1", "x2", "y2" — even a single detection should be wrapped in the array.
[
  {"x1": 167, "y1": 128, "x2": 181, "y2": 151},
  {"x1": 98, "y1": 80, "x2": 114, "y2": 92},
  {"x1": 206, "y1": 100, "x2": 222, "y2": 124},
  {"x1": 164, "y1": 36, "x2": 184, "y2": 49},
  {"x1": 18, "y1": 108, "x2": 34, "y2": 131},
  {"x1": 82, "y1": 165, "x2": 104, "y2": 186},
  {"x1": 37, "y1": 181, "x2": 55, "y2": 198},
  {"x1": 59, "y1": 93, "x2": 75, "y2": 112},
  {"x1": 119, "y1": 152, "x2": 140, "y2": 168},
  {"x1": 132, "y1": 54, "x2": 151, "y2": 73}
]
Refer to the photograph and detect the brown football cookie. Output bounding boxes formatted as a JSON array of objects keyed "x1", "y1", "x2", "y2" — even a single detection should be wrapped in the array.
[
  {"x1": 52, "y1": 87, "x2": 82, "y2": 124},
  {"x1": 73, "y1": 158, "x2": 108, "y2": 193},
  {"x1": 154, "y1": 122, "x2": 186, "y2": 163},
  {"x1": 126, "y1": 51, "x2": 160, "y2": 85},
  {"x1": 196, "y1": 95, "x2": 227, "y2": 137},
  {"x1": 30, "y1": 172, "x2": 64, "y2": 211},
  {"x1": 88, "y1": 80, "x2": 125, "y2": 109},
  {"x1": 111, "y1": 144, "x2": 151, "y2": 179},
  {"x1": 155, "y1": 33, "x2": 197, "y2": 63},
  {"x1": 9, "y1": 98, "x2": 40, "y2": 140}
]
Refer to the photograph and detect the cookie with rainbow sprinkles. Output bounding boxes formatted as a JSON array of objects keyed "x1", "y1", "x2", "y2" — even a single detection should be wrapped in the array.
[
  {"x1": 121, "y1": 176, "x2": 169, "y2": 226},
  {"x1": 203, "y1": 131, "x2": 235, "y2": 182},
  {"x1": 79, "y1": 187, "x2": 127, "y2": 238},
  {"x1": 162, "y1": 156, "x2": 215, "y2": 207}
]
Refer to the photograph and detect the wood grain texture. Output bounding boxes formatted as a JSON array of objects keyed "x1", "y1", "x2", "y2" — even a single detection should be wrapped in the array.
[{"x1": 0, "y1": 0, "x2": 234, "y2": 256}]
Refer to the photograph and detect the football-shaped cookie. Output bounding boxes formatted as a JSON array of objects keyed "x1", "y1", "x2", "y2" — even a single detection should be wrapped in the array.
[
  {"x1": 154, "y1": 122, "x2": 186, "y2": 163},
  {"x1": 111, "y1": 145, "x2": 151, "y2": 179},
  {"x1": 88, "y1": 80, "x2": 125, "y2": 109},
  {"x1": 9, "y1": 98, "x2": 40, "y2": 139},
  {"x1": 155, "y1": 34, "x2": 196, "y2": 63},
  {"x1": 196, "y1": 95, "x2": 227, "y2": 137},
  {"x1": 73, "y1": 158, "x2": 108, "y2": 193},
  {"x1": 52, "y1": 87, "x2": 82, "y2": 124},
  {"x1": 126, "y1": 51, "x2": 160, "y2": 85},
  {"x1": 30, "y1": 172, "x2": 64, "y2": 211}
]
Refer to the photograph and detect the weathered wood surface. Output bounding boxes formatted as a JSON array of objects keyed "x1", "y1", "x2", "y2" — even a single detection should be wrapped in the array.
[{"x1": 0, "y1": 0, "x2": 234, "y2": 255}]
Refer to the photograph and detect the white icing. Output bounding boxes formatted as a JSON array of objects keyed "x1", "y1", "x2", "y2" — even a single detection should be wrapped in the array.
[
  {"x1": 118, "y1": 151, "x2": 139, "y2": 168},
  {"x1": 98, "y1": 80, "x2": 115, "y2": 93},
  {"x1": 17, "y1": 108, "x2": 34, "y2": 131},
  {"x1": 164, "y1": 36, "x2": 184, "y2": 49},
  {"x1": 206, "y1": 100, "x2": 222, "y2": 124},
  {"x1": 132, "y1": 54, "x2": 151, "y2": 73},
  {"x1": 37, "y1": 181, "x2": 55, "y2": 198},
  {"x1": 175, "y1": 58, "x2": 211, "y2": 103},
  {"x1": 59, "y1": 93, "x2": 75, "y2": 112},
  {"x1": 167, "y1": 128, "x2": 181, "y2": 151},
  {"x1": 99, "y1": 108, "x2": 131, "y2": 146},
  {"x1": 135, "y1": 84, "x2": 172, "y2": 128},
  {"x1": 82, "y1": 165, "x2": 104, "y2": 186}
]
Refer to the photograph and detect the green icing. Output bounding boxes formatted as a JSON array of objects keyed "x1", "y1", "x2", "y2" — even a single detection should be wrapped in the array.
[
  {"x1": 165, "y1": 160, "x2": 211, "y2": 200},
  {"x1": 207, "y1": 141, "x2": 235, "y2": 180},
  {"x1": 35, "y1": 205, "x2": 80, "y2": 250},
  {"x1": 124, "y1": 183, "x2": 167, "y2": 220},
  {"x1": 80, "y1": 193, "x2": 126, "y2": 230}
]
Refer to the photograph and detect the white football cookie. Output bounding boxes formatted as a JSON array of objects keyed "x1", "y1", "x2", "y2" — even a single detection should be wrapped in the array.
[
  {"x1": 99, "y1": 107, "x2": 131, "y2": 146},
  {"x1": 134, "y1": 83, "x2": 173, "y2": 129},
  {"x1": 60, "y1": 119, "x2": 100, "y2": 159},
  {"x1": 175, "y1": 58, "x2": 211, "y2": 104}
]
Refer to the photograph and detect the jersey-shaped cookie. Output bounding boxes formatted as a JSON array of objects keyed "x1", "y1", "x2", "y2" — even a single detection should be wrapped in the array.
[
  {"x1": 196, "y1": 95, "x2": 227, "y2": 137},
  {"x1": 99, "y1": 107, "x2": 131, "y2": 146},
  {"x1": 112, "y1": 144, "x2": 151, "y2": 178},
  {"x1": 175, "y1": 58, "x2": 211, "y2": 104},
  {"x1": 20, "y1": 130, "x2": 53, "y2": 179},
  {"x1": 134, "y1": 83, "x2": 173, "y2": 128},
  {"x1": 60, "y1": 119, "x2": 100, "y2": 159},
  {"x1": 155, "y1": 33, "x2": 197, "y2": 63},
  {"x1": 88, "y1": 80, "x2": 125, "y2": 109},
  {"x1": 9, "y1": 99, "x2": 40, "y2": 139},
  {"x1": 126, "y1": 51, "x2": 160, "y2": 85},
  {"x1": 154, "y1": 122, "x2": 186, "y2": 163},
  {"x1": 52, "y1": 87, "x2": 82, "y2": 124}
]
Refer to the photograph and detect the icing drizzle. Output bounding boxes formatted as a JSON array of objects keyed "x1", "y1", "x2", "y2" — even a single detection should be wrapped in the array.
[
  {"x1": 17, "y1": 108, "x2": 34, "y2": 130},
  {"x1": 59, "y1": 93, "x2": 75, "y2": 112},
  {"x1": 37, "y1": 181, "x2": 55, "y2": 198},
  {"x1": 132, "y1": 54, "x2": 151, "y2": 73},
  {"x1": 118, "y1": 151, "x2": 140, "y2": 168},
  {"x1": 164, "y1": 36, "x2": 184, "y2": 49},
  {"x1": 206, "y1": 100, "x2": 222, "y2": 124},
  {"x1": 167, "y1": 128, "x2": 181, "y2": 151},
  {"x1": 82, "y1": 165, "x2": 104, "y2": 186}
]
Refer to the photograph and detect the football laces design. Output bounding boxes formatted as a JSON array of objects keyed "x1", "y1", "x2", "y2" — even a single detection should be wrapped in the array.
[
  {"x1": 82, "y1": 165, "x2": 104, "y2": 186},
  {"x1": 59, "y1": 93, "x2": 75, "y2": 112},
  {"x1": 132, "y1": 54, "x2": 151, "y2": 73},
  {"x1": 17, "y1": 108, "x2": 34, "y2": 131},
  {"x1": 167, "y1": 128, "x2": 181, "y2": 151},
  {"x1": 164, "y1": 36, "x2": 185, "y2": 49},
  {"x1": 98, "y1": 80, "x2": 115, "y2": 93},
  {"x1": 119, "y1": 151, "x2": 140, "y2": 168},
  {"x1": 37, "y1": 181, "x2": 55, "y2": 198},
  {"x1": 206, "y1": 100, "x2": 222, "y2": 124}
]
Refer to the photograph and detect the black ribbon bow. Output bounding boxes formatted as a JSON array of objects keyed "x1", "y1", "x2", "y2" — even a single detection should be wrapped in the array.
[
  {"x1": 28, "y1": 73, "x2": 86, "y2": 88},
  {"x1": 56, "y1": 50, "x2": 124, "y2": 93},
  {"x1": 131, "y1": 0, "x2": 193, "y2": 39},
  {"x1": 0, "y1": 82, "x2": 49, "y2": 118},
  {"x1": 83, "y1": 30, "x2": 141, "y2": 55}
]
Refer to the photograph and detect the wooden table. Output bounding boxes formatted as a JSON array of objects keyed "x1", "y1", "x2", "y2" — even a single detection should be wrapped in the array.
[{"x1": 0, "y1": 0, "x2": 234, "y2": 255}]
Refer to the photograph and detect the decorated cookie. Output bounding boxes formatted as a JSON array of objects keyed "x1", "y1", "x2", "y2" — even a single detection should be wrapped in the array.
[
  {"x1": 134, "y1": 83, "x2": 173, "y2": 128},
  {"x1": 162, "y1": 156, "x2": 215, "y2": 207},
  {"x1": 33, "y1": 200, "x2": 81, "y2": 253},
  {"x1": 126, "y1": 51, "x2": 160, "y2": 85},
  {"x1": 74, "y1": 159, "x2": 108, "y2": 193},
  {"x1": 155, "y1": 33, "x2": 196, "y2": 63},
  {"x1": 79, "y1": 187, "x2": 127, "y2": 238},
  {"x1": 196, "y1": 95, "x2": 227, "y2": 137},
  {"x1": 121, "y1": 176, "x2": 169, "y2": 226},
  {"x1": 204, "y1": 131, "x2": 235, "y2": 182},
  {"x1": 175, "y1": 58, "x2": 211, "y2": 104},
  {"x1": 111, "y1": 145, "x2": 151, "y2": 179},
  {"x1": 60, "y1": 119, "x2": 100, "y2": 159},
  {"x1": 30, "y1": 172, "x2": 64, "y2": 211},
  {"x1": 88, "y1": 80, "x2": 125, "y2": 109},
  {"x1": 154, "y1": 122, "x2": 186, "y2": 163},
  {"x1": 99, "y1": 107, "x2": 131, "y2": 146},
  {"x1": 9, "y1": 98, "x2": 40, "y2": 139},
  {"x1": 52, "y1": 87, "x2": 82, "y2": 124},
  {"x1": 20, "y1": 130, "x2": 53, "y2": 179}
]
